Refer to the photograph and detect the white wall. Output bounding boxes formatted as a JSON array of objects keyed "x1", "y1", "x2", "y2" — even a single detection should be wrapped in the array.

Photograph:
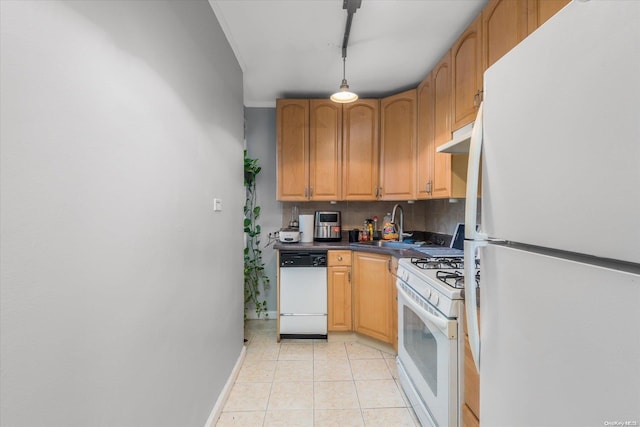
[{"x1": 0, "y1": 1, "x2": 244, "y2": 426}]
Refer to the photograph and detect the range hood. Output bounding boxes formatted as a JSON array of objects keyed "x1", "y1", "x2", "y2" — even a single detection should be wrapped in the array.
[{"x1": 436, "y1": 122, "x2": 473, "y2": 154}]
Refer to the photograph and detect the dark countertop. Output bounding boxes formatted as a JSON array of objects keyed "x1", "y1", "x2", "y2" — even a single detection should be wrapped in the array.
[
  {"x1": 273, "y1": 240, "x2": 426, "y2": 258},
  {"x1": 273, "y1": 240, "x2": 351, "y2": 251}
]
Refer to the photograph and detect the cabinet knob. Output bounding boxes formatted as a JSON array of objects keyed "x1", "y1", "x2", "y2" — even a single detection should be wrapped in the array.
[{"x1": 337, "y1": 256, "x2": 343, "y2": 261}]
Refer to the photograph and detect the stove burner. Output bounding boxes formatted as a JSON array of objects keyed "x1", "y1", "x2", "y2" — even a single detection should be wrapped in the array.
[
  {"x1": 411, "y1": 257, "x2": 465, "y2": 270},
  {"x1": 435, "y1": 270, "x2": 481, "y2": 289},
  {"x1": 436, "y1": 270, "x2": 464, "y2": 288},
  {"x1": 410, "y1": 256, "x2": 480, "y2": 270}
]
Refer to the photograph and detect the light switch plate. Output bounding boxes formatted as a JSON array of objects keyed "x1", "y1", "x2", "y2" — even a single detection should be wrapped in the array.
[{"x1": 213, "y1": 198, "x2": 222, "y2": 212}]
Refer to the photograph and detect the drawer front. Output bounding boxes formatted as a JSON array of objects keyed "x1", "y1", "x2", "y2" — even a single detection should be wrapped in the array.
[{"x1": 328, "y1": 250, "x2": 352, "y2": 266}]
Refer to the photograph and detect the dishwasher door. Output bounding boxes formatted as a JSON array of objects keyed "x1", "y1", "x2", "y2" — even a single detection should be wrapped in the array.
[{"x1": 279, "y1": 266, "x2": 327, "y2": 336}]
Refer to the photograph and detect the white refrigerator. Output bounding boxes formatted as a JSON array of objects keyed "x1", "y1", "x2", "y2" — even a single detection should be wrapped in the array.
[{"x1": 460, "y1": 1, "x2": 640, "y2": 426}]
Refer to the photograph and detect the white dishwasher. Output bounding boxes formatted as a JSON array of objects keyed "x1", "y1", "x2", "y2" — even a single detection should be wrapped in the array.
[{"x1": 278, "y1": 250, "x2": 327, "y2": 339}]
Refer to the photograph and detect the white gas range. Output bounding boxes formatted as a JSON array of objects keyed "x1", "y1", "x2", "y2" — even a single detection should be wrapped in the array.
[{"x1": 395, "y1": 256, "x2": 479, "y2": 427}]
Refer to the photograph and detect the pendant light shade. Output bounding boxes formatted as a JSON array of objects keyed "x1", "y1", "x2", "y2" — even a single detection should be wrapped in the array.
[
  {"x1": 331, "y1": 58, "x2": 358, "y2": 103},
  {"x1": 330, "y1": 0, "x2": 361, "y2": 104}
]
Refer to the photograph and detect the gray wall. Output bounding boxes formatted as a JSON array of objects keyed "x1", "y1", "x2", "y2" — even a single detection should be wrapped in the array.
[
  {"x1": 0, "y1": 1, "x2": 244, "y2": 426},
  {"x1": 245, "y1": 108, "x2": 280, "y2": 317}
]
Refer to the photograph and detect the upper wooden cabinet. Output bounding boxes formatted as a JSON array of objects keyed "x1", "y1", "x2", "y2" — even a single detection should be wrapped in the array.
[
  {"x1": 482, "y1": 0, "x2": 529, "y2": 70},
  {"x1": 277, "y1": 98, "x2": 378, "y2": 201},
  {"x1": 309, "y1": 100, "x2": 342, "y2": 200},
  {"x1": 342, "y1": 100, "x2": 380, "y2": 200},
  {"x1": 277, "y1": 99, "x2": 309, "y2": 201},
  {"x1": 278, "y1": 0, "x2": 561, "y2": 203},
  {"x1": 451, "y1": 14, "x2": 483, "y2": 131},
  {"x1": 379, "y1": 89, "x2": 417, "y2": 200},
  {"x1": 431, "y1": 52, "x2": 453, "y2": 199},
  {"x1": 416, "y1": 73, "x2": 435, "y2": 199},
  {"x1": 433, "y1": 53, "x2": 452, "y2": 149},
  {"x1": 276, "y1": 99, "x2": 342, "y2": 201},
  {"x1": 527, "y1": 0, "x2": 570, "y2": 33}
]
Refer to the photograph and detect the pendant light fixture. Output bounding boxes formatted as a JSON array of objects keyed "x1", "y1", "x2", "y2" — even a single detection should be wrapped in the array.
[
  {"x1": 330, "y1": 0, "x2": 362, "y2": 104},
  {"x1": 330, "y1": 57, "x2": 358, "y2": 103}
]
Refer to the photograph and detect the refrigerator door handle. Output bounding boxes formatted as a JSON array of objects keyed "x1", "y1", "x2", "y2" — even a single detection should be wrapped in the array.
[
  {"x1": 464, "y1": 102, "x2": 487, "y2": 240},
  {"x1": 464, "y1": 239, "x2": 485, "y2": 371}
]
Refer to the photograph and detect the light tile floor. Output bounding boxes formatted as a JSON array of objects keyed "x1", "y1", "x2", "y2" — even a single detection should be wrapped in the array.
[{"x1": 216, "y1": 320, "x2": 419, "y2": 427}]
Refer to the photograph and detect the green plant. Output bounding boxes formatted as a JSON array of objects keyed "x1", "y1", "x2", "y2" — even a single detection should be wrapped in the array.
[{"x1": 244, "y1": 150, "x2": 270, "y2": 319}]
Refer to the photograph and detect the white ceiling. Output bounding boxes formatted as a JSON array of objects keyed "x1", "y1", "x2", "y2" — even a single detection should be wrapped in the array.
[{"x1": 209, "y1": 0, "x2": 488, "y2": 108}]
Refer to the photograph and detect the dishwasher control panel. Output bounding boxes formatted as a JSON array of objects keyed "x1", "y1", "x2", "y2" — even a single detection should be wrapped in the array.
[{"x1": 280, "y1": 251, "x2": 327, "y2": 267}]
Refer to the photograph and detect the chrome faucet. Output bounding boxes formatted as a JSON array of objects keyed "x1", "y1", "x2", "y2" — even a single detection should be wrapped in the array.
[{"x1": 391, "y1": 203, "x2": 404, "y2": 242}]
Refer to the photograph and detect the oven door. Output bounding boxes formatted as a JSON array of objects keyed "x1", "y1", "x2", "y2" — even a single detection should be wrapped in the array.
[{"x1": 396, "y1": 282, "x2": 458, "y2": 427}]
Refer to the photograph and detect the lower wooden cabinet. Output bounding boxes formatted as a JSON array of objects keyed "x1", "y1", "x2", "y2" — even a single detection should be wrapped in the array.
[
  {"x1": 462, "y1": 403, "x2": 480, "y2": 427},
  {"x1": 327, "y1": 250, "x2": 352, "y2": 332},
  {"x1": 464, "y1": 302, "x2": 481, "y2": 425},
  {"x1": 464, "y1": 336, "x2": 480, "y2": 419},
  {"x1": 352, "y1": 252, "x2": 396, "y2": 345},
  {"x1": 390, "y1": 257, "x2": 398, "y2": 351}
]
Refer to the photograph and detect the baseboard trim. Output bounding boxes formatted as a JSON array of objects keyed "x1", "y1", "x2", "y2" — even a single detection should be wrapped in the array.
[
  {"x1": 203, "y1": 345, "x2": 247, "y2": 427},
  {"x1": 244, "y1": 310, "x2": 276, "y2": 320}
]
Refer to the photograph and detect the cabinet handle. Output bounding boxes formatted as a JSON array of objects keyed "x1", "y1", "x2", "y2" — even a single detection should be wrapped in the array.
[
  {"x1": 388, "y1": 259, "x2": 399, "y2": 279},
  {"x1": 337, "y1": 255, "x2": 343, "y2": 261},
  {"x1": 304, "y1": 187, "x2": 308, "y2": 198},
  {"x1": 426, "y1": 181, "x2": 432, "y2": 194},
  {"x1": 473, "y1": 90, "x2": 484, "y2": 108},
  {"x1": 348, "y1": 271, "x2": 351, "y2": 283},
  {"x1": 309, "y1": 187, "x2": 313, "y2": 197}
]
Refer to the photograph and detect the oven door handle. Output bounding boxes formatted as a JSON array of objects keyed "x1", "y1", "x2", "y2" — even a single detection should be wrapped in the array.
[{"x1": 396, "y1": 283, "x2": 457, "y2": 339}]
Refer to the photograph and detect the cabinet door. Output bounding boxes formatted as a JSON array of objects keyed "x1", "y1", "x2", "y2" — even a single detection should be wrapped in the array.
[
  {"x1": 451, "y1": 14, "x2": 483, "y2": 131},
  {"x1": 432, "y1": 53, "x2": 453, "y2": 199},
  {"x1": 390, "y1": 256, "x2": 399, "y2": 351},
  {"x1": 309, "y1": 100, "x2": 342, "y2": 200},
  {"x1": 379, "y1": 90, "x2": 417, "y2": 200},
  {"x1": 353, "y1": 252, "x2": 394, "y2": 344},
  {"x1": 482, "y1": 0, "x2": 529, "y2": 70},
  {"x1": 342, "y1": 100, "x2": 380, "y2": 200},
  {"x1": 327, "y1": 266, "x2": 352, "y2": 332},
  {"x1": 527, "y1": 0, "x2": 570, "y2": 33},
  {"x1": 416, "y1": 73, "x2": 434, "y2": 200},
  {"x1": 277, "y1": 99, "x2": 309, "y2": 201}
]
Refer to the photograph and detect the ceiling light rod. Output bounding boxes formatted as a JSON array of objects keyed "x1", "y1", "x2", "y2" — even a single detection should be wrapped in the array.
[
  {"x1": 341, "y1": 0, "x2": 362, "y2": 58},
  {"x1": 330, "y1": 0, "x2": 361, "y2": 104}
]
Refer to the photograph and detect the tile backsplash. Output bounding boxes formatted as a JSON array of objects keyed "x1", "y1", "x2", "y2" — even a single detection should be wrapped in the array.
[{"x1": 281, "y1": 198, "x2": 480, "y2": 237}]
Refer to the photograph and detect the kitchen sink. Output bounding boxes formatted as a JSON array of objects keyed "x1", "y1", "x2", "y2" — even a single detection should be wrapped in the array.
[{"x1": 350, "y1": 240, "x2": 423, "y2": 250}]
